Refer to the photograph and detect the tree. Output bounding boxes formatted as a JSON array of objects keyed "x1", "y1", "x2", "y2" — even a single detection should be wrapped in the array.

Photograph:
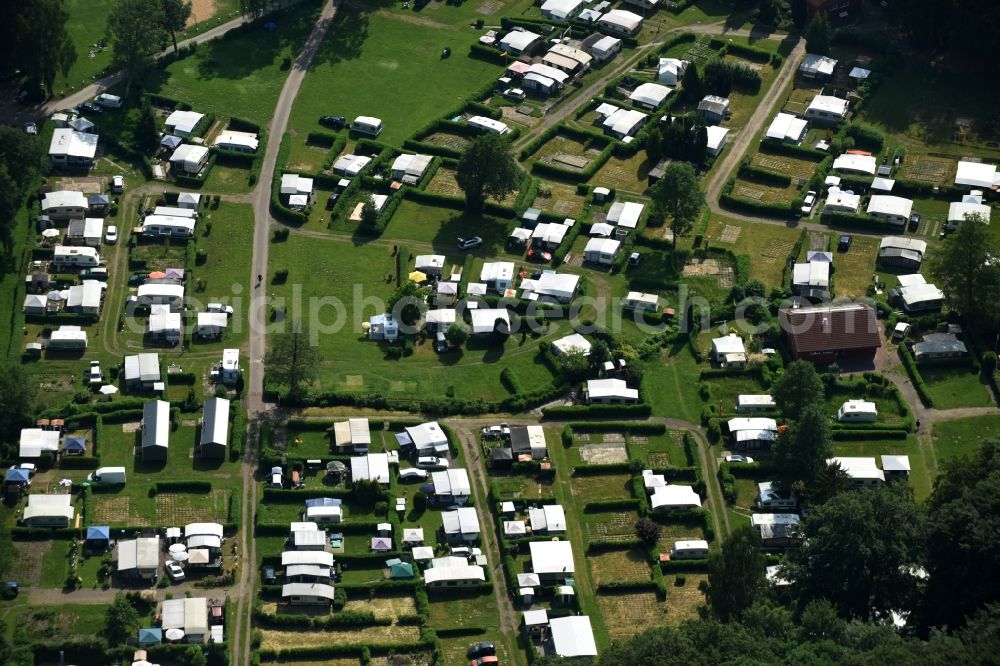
[
  {"x1": 681, "y1": 62, "x2": 703, "y2": 102},
  {"x1": 772, "y1": 405, "x2": 834, "y2": 491},
  {"x1": 352, "y1": 479, "x2": 384, "y2": 506},
  {"x1": 161, "y1": 0, "x2": 193, "y2": 53},
  {"x1": 805, "y1": 12, "x2": 831, "y2": 55},
  {"x1": 691, "y1": 123, "x2": 708, "y2": 166},
  {"x1": 649, "y1": 162, "x2": 704, "y2": 248},
  {"x1": 184, "y1": 646, "x2": 207, "y2": 666},
  {"x1": 265, "y1": 330, "x2": 317, "y2": 402},
  {"x1": 771, "y1": 360, "x2": 824, "y2": 420},
  {"x1": 0, "y1": 126, "x2": 45, "y2": 248},
  {"x1": 782, "y1": 487, "x2": 925, "y2": 620},
  {"x1": 105, "y1": 592, "x2": 140, "y2": 647},
  {"x1": 13, "y1": 0, "x2": 76, "y2": 96},
  {"x1": 239, "y1": 0, "x2": 267, "y2": 20},
  {"x1": 360, "y1": 197, "x2": 379, "y2": 226},
  {"x1": 930, "y1": 213, "x2": 1000, "y2": 332},
  {"x1": 921, "y1": 440, "x2": 1000, "y2": 630},
  {"x1": 455, "y1": 134, "x2": 521, "y2": 213},
  {"x1": 0, "y1": 365, "x2": 35, "y2": 456},
  {"x1": 445, "y1": 321, "x2": 469, "y2": 347},
  {"x1": 634, "y1": 518, "x2": 661, "y2": 545},
  {"x1": 645, "y1": 125, "x2": 663, "y2": 162},
  {"x1": 387, "y1": 281, "x2": 428, "y2": 327},
  {"x1": 135, "y1": 100, "x2": 160, "y2": 154},
  {"x1": 706, "y1": 524, "x2": 766, "y2": 621},
  {"x1": 108, "y1": 0, "x2": 168, "y2": 95},
  {"x1": 558, "y1": 349, "x2": 590, "y2": 382}
]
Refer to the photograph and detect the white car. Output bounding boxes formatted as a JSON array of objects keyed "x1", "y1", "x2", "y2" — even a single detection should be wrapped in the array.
[
  {"x1": 105, "y1": 225, "x2": 118, "y2": 244},
  {"x1": 111, "y1": 175, "x2": 125, "y2": 193},
  {"x1": 503, "y1": 88, "x2": 526, "y2": 101},
  {"x1": 416, "y1": 456, "x2": 449, "y2": 470},
  {"x1": 800, "y1": 191, "x2": 817, "y2": 215},
  {"x1": 165, "y1": 560, "x2": 185, "y2": 582},
  {"x1": 206, "y1": 303, "x2": 234, "y2": 316},
  {"x1": 724, "y1": 454, "x2": 754, "y2": 464},
  {"x1": 399, "y1": 468, "x2": 428, "y2": 482},
  {"x1": 88, "y1": 361, "x2": 103, "y2": 384}
]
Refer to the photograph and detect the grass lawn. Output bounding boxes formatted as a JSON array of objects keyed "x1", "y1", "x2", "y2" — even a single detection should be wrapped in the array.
[
  {"x1": 286, "y1": 8, "x2": 504, "y2": 148},
  {"x1": 629, "y1": 431, "x2": 691, "y2": 468},
  {"x1": 40, "y1": 542, "x2": 72, "y2": 588},
  {"x1": 919, "y1": 364, "x2": 994, "y2": 409},
  {"x1": 189, "y1": 202, "x2": 254, "y2": 350},
  {"x1": 832, "y1": 235, "x2": 879, "y2": 297},
  {"x1": 664, "y1": 574, "x2": 707, "y2": 625},
  {"x1": 489, "y1": 472, "x2": 556, "y2": 502},
  {"x1": 702, "y1": 215, "x2": 800, "y2": 285},
  {"x1": 932, "y1": 415, "x2": 1000, "y2": 465},
  {"x1": 593, "y1": 152, "x2": 653, "y2": 195},
  {"x1": 588, "y1": 548, "x2": 652, "y2": 585},
  {"x1": 428, "y1": 591, "x2": 502, "y2": 632},
  {"x1": 596, "y1": 590, "x2": 669, "y2": 641},
  {"x1": 144, "y1": 0, "x2": 321, "y2": 125},
  {"x1": 641, "y1": 346, "x2": 705, "y2": 422},
  {"x1": 386, "y1": 200, "x2": 517, "y2": 252},
  {"x1": 582, "y1": 511, "x2": 640, "y2": 546},
  {"x1": 569, "y1": 474, "x2": 633, "y2": 505},
  {"x1": 201, "y1": 162, "x2": 253, "y2": 193},
  {"x1": 266, "y1": 234, "x2": 561, "y2": 401}
]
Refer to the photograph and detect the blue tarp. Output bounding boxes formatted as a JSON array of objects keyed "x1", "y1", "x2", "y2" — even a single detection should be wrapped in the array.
[
  {"x1": 63, "y1": 437, "x2": 86, "y2": 452},
  {"x1": 4, "y1": 469, "x2": 29, "y2": 483},
  {"x1": 160, "y1": 135, "x2": 182, "y2": 149},
  {"x1": 86, "y1": 526, "x2": 110, "y2": 542},
  {"x1": 305, "y1": 497, "x2": 343, "y2": 508},
  {"x1": 138, "y1": 627, "x2": 162, "y2": 645},
  {"x1": 88, "y1": 194, "x2": 109, "y2": 206}
]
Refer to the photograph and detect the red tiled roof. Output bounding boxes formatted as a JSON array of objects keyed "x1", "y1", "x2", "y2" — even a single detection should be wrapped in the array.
[{"x1": 779, "y1": 304, "x2": 881, "y2": 355}]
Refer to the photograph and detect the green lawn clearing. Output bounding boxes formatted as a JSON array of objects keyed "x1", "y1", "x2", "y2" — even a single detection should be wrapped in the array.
[
  {"x1": 832, "y1": 235, "x2": 879, "y2": 297},
  {"x1": 702, "y1": 215, "x2": 800, "y2": 285},
  {"x1": 832, "y1": 436, "x2": 931, "y2": 501},
  {"x1": 932, "y1": 415, "x2": 1000, "y2": 465},
  {"x1": 919, "y1": 364, "x2": 994, "y2": 410}
]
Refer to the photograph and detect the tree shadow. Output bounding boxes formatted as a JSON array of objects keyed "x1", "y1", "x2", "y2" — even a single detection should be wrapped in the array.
[
  {"x1": 430, "y1": 212, "x2": 512, "y2": 255},
  {"x1": 308, "y1": 7, "x2": 370, "y2": 69}
]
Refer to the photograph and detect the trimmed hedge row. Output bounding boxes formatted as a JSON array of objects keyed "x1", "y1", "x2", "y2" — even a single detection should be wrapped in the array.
[
  {"x1": 898, "y1": 344, "x2": 934, "y2": 407},
  {"x1": 831, "y1": 428, "x2": 908, "y2": 440},
  {"x1": 820, "y1": 210, "x2": 897, "y2": 231},
  {"x1": 567, "y1": 421, "x2": 666, "y2": 435},
  {"x1": 584, "y1": 499, "x2": 641, "y2": 513},
  {"x1": 760, "y1": 139, "x2": 828, "y2": 161},
  {"x1": 153, "y1": 481, "x2": 211, "y2": 493},
  {"x1": 739, "y1": 164, "x2": 793, "y2": 187},
  {"x1": 542, "y1": 403, "x2": 652, "y2": 419}
]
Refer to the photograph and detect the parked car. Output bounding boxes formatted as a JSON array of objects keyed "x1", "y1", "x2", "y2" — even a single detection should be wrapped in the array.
[
  {"x1": 837, "y1": 234, "x2": 853, "y2": 252},
  {"x1": 467, "y1": 642, "x2": 496, "y2": 659},
  {"x1": 908, "y1": 212, "x2": 921, "y2": 231},
  {"x1": 892, "y1": 322, "x2": 911, "y2": 340},
  {"x1": 526, "y1": 247, "x2": 551, "y2": 262},
  {"x1": 481, "y1": 425, "x2": 502, "y2": 440},
  {"x1": 628, "y1": 252, "x2": 641, "y2": 266},
  {"x1": 434, "y1": 331, "x2": 448, "y2": 353},
  {"x1": 319, "y1": 115, "x2": 346, "y2": 129},
  {"x1": 88, "y1": 361, "x2": 103, "y2": 384},
  {"x1": 262, "y1": 565, "x2": 277, "y2": 585},
  {"x1": 111, "y1": 175, "x2": 125, "y2": 193},
  {"x1": 128, "y1": 272, "x2": 145, "y2": 286},
  {"x1": 23, "y1": 122, "x2": 37, "y2": 135},
  {"x1": 503, "y1": 88, "x2": 526, "y2": 101},
  {"x1": 800, "y1": 190, "x2": 817, "y2": 215},
  {"x1": 165, "y1": 560, "x2": 185, "y2": 582},
  {"x1": 8, "y1": 463, "x2": 36, "y2": 477},
  {"x1": 399, "y1": 468, "x2": 429, "y2": 482},
  {"x1": 724, "y1": 454, "x2": 754, "y2": 464},
  {"x1": 79, "y1": 102, "x2": 102, "y2": 114},
  {"x1": 105, "y1": 225, "x2": 118, "y2": 244},
  {"x1": 416, "y1": 456, "x2": 449, "y2": 470},
  {"x1": 206, "y1": 303, "x2": 235, "y2": 316},
  {"x1": 471, "y1": 657, "x2": 498, "y2": 666},
  {"x1": 457, "y1": 236, "x2": 483, "y2": 251}
]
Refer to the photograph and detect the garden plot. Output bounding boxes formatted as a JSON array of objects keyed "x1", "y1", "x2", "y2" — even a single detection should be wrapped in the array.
[
  {"x1": 426, "y1": 167, "x2": 517, "y2": 205},
  {"x1": 681, "y1": 39, "x2": 719, "y2": 65},
  {"x1": 731, "y1": 179, "x2": 794, "y2": 205},
  {"x1": 533, "y1": 133, "x2": 602, "y2": 169},
  {"x1": 899, "y1": 154, "x2": 954, "y2": 185},
  {"x1": 584, "y1": 511, "x2": 639, "y2": 545},
  {"x1": 654, "y1": 522, "x2": 707, "y2": 552},
  {"x1": 571, "y1": 474, "x2": 633, "y2": 505},
  {"x1": 343, "y1": 593, "x2": 417, "y2": 621},
  {"x1": 155, "y1": 490, "x2": 230, "y2": 524},
  {"x1": 682, "y1": 258, "x2": 734, "y2": 289},
  {"x1": 783, "y1": 86, "x2": 823, "y2": 115},
  {"x1": 664, "y1": 574, "x2": 708, "y2": 625},
  {"x1": 532, "y1": 181, "x2": 586, "y2": 218},
  {"x1": 369, "y1": 654, "x2": 433, "y2": 666},
  {"x1": 589, "y1": 548, "x2": 652, "y2": 585},
  {"x1": 631, "y1": 431, "x2": 690, "y2": 469},
  {"x1": 597, "y1": 591, "x2": 668, "y2": 639},
  {"x1": 593, "y1": 152, "x2": 652, "y2": 194},
  {"x1": 422, "y1": 132, "x2": 470, "y2": 152},
  {"x1": 13, "y1": 541, "x2": 50, "y2": 586},
  {"x1": 428, "y1": 592, "x2": 502, "y2": 632},
  {"x1": 261, "y1": 625, "x2": 423, "y2": 650},
  {"x1": 491, "y1": 473, "x2": 556, "y2": 502},
  {"x1": 92, "y1": 495, "x2": 150, "y2": 526},
  {"x1": 579, "y1": 440, "x2": 628, "y2": 464}
]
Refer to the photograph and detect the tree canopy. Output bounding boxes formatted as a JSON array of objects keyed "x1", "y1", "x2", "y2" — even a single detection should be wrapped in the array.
[
  {"x1": 649, "y1": 162, "x2": 704, "y2": 247},
  {"x1": 266, "y1": 330, "x2": 317, "y2": 402},
  {"x1": 455, "y1": 134, "x2": 521, "y2": 213},
  {"x1": 783, "y1": 486, "x2": 925, "y2": 620},
  {"x1": 772, "y1": 360, "x2": 824, "y2": 420},
  {"x1": 107, "y1": 0, "x2": 168, "y2": 95},
  {"x1": 930, "y1": 212, "x2": 1000, "y2": 332},
  {"x1": 772, "y1": 405, "x2": 834, "y2": 492},
  {"x1": 0, "y1": 364, "x2": 36, "y2": 458},
  {"x1": 707, "y1": 524, "x2": 766, "y2": 621},
  {"x1": 12, "y1": 0, "x2": 76, "y2": 96},
  {"x1": 104, "y1": 593, "x2": 141, "y2": 647},
  {"x1": 161, "y1": 0, "x2": 193, "y2": 53},
  {"x1": 805, "y1": 12, "x2": 831, "y2": 55},
  {"x1": 387, "y1": 281, "x2": 428, "y2": 327}
]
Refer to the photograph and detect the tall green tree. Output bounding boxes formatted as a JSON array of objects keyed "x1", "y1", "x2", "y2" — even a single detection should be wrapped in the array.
[
  {"x1": 387, "y1": 281, "x2": 428, "y2": 327},
  {"x1": 455, "y1": 134, "x2": 521, "y2": 213},
  {"x1": 107, "y1": 0, "x2": 168, "y2": 95},
  {"x1": 782, "y1": 487, "x2": 925, "y2": 620},
  {"x1": 771, "y1": 360, "x2": 824, "y2": 420},
  {"x1": 104, "y1": 592, "x2": 140, "y2": 647},
  {"x1": 772, "y1": 405, "x2": 834, "y2": 491},
  {"x1": 649, "y1": 162, "x2": 704, "y2": 247},
  {"x1": 930, "y1": 212, "x2": 1000, "y2": 331},
  {"x1": 239, "y1": 0, "x2": 267, "y2": 20},
  {"x1": 681, "y1": 62, "x2": 703, "y2": 101},
  {"x1": 0, "y1": 364, "x2": 36, "y2": 455},
  {"x1": 13, "y1": 0, "x2": 77, "y2": 96},
  {"x1": 805, "y1": 12, "x2": 831, "y2": 55},
  {"x1": 921, "y1": 440, "x2": 1000, "y2": 630},
  {"x1": 706, "y1": 524, "x2": 767, "y2": 621},
  {"x1": 445, "y1": 321, "x2": 469, "y2": 347},
  {"x1": 360, "y1": 197, "x2": 379, "y2": 227},
  {"x1": 161, "y1": 0, "x2": 193, "y2": 53},
  {"x1": 266, "y1": 330, "x2": 317, "y2": 402},
  {"x1": 135, "y1": 100, "x2": 160, "y2": 153}
]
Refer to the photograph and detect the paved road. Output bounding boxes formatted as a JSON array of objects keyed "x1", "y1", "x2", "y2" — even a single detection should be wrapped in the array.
[{"x1": 231, "y1": 1, "x2": 341, "y2": 662}]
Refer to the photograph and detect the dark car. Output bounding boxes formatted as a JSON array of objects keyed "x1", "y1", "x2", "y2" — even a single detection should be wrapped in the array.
[
  {"x1": 326, "y1": 192, "x2": 340, "y2": 210},
  {"x1": 319, "y1": 115, "x2": 346, "y2": 130},
  {"x1": 262, "y1": 565, "x2": 277, "y2": 585},
  {"x1": 908, "y1": 212, "x2": 921, "y2": 231},
  {"x1": 467, "y1": 642, "x2": 496, "y2": 659},
  {"x1": 79, "y1": 102, "x2": 103, "y2": 114},
  {"x1": 526, "y1": 247, "x2": 551, "y2": 262},
  {"x1": 838, "y1": 234, "x2": 853, "y2": 252},
  {"x1": 457, "y1": 236, "x2": 483, "y2": 251}
]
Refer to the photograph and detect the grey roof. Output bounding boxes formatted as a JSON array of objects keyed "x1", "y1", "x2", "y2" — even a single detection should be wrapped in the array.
[{"x1": 913, "y1": 333, "x2": 968, "y2": 357}]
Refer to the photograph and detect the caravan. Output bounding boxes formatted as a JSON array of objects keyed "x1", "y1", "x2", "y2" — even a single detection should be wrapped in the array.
[{"x1": 87, "y1": 466, "x2": 127, "y2": 484}]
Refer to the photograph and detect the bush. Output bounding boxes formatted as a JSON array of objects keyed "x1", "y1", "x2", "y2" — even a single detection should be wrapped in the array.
[{"x1": 897, "y1": 344, "x2": 934, "y2": 408}]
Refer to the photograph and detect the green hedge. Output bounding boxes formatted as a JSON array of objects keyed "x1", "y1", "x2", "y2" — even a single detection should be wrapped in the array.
[
  {"x1": 897, "y1": 344, "x2": 934, "y2": 407},
  {"x1": 58, "y1": 456, "x2": 100, "y2": 470},
  {"x1": 153, "y1": 481, "x2": 212, "y2": 493},
  {"x1": 566, "y1": 422, "x2": 666, "y2": 435},
  {"x1": 541, "y1": 403, "x2": 652, "y2": 418},
  {"x1": 820, "y1": 210, "x2": 896, "y2": 231},
  {"x1": 660, "y1": 559, "x2": 710, "y2": 572},
  {"x1": 583, "y1": 499, "x2": 641, "y2": 512},
  {"x1": 739, "y1": 164, "x2": 793, "y2": 186},
  {"x1": 831, "y1": 428, "x2": 908, "y2": 440},
  {"x1": 760, "y1": 139, "x2": 828, "y2": 161},
  {"x1": 500, "y1": 367, "x2": 522, "y2": 395}
]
